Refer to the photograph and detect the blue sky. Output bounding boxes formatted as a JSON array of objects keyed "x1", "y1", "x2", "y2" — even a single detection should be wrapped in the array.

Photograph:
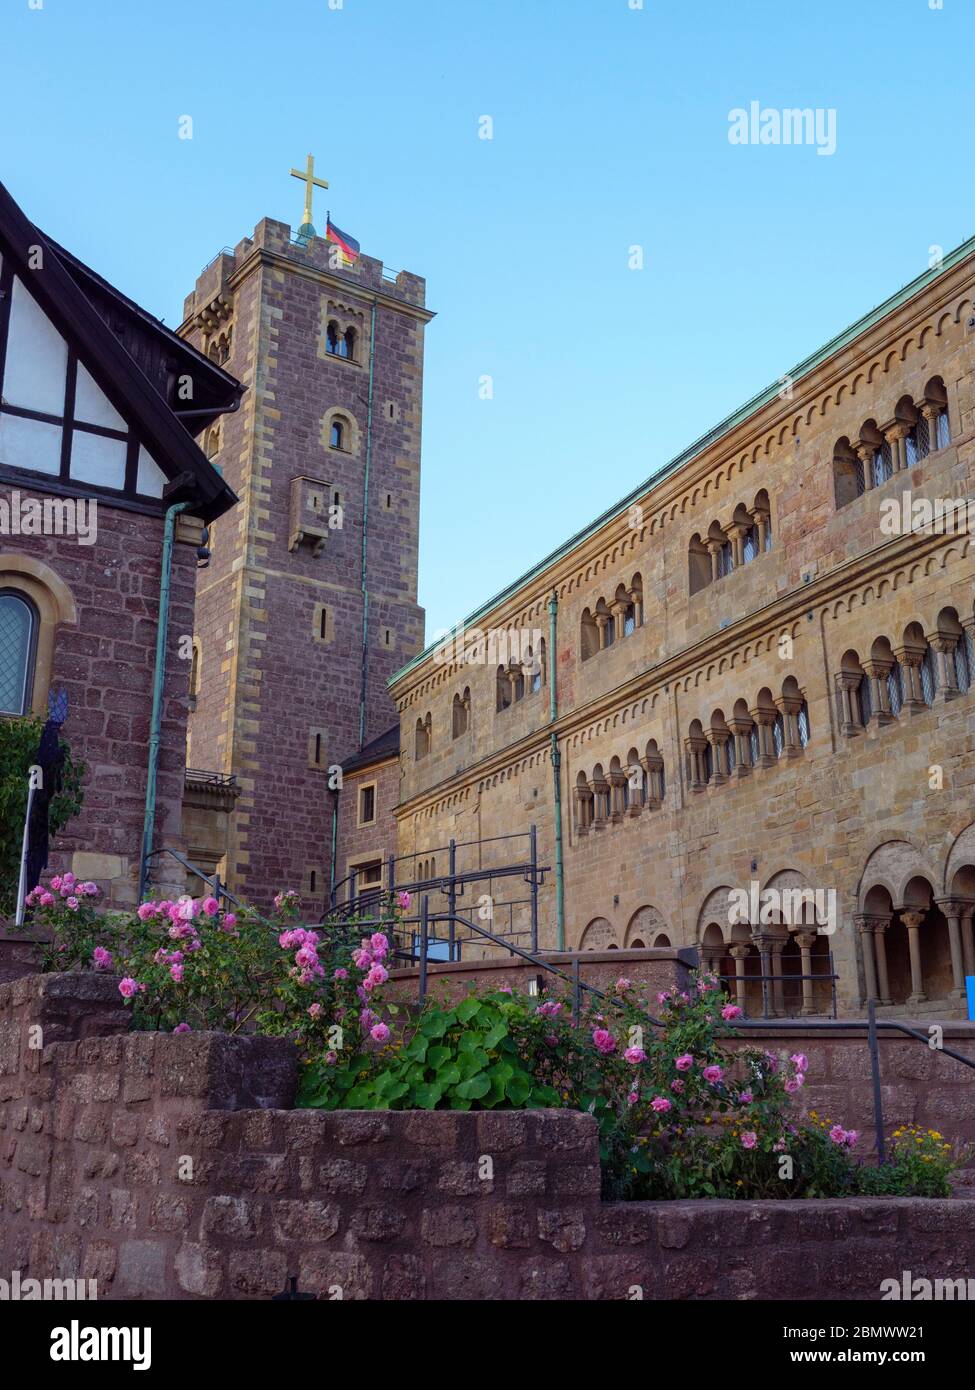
[{"x1": 2, "y1": 0, "x2": 971, "y2": 640}]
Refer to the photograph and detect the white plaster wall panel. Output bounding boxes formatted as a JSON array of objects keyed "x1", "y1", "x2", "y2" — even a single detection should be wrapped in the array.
[
  {"x1": 3, "y1": 276, "x2": 68, "y2": 415},
  {"x1": 70, "y1": 429, "x2": 126, "y2": 490},
  {"x1": 0, "y1": 411, "x2": 62, "y2": 475}
]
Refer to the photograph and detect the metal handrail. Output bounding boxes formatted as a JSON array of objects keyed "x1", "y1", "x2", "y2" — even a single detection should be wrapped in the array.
[{"x1": 396, "y1": 896, "x2": 975, "y2": 1166}]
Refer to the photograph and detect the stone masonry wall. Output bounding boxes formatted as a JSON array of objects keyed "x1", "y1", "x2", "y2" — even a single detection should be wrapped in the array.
[
  {"x1": 1, "y1": 508, "x2": 199, "y2": 907},
  {"x1": 2, "y1": 973, "x2": 975, "y2": 1300}
]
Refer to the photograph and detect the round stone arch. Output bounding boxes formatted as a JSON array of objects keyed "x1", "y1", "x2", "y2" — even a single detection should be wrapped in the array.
[
  {"x1": 578, "y1": 917, "x2": 618, "y2": 951},
  {"x1": 695, "y1": 884, "x2": 737, "y2": 946},
  {"x1": 857, "y1": 839, "x2": 937, "y2": 911},
  {"x1": 625, "y1": 904, "x2": 666, "y2": 948}
]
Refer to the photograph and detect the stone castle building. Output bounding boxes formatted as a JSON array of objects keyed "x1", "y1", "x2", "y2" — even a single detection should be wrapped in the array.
[
  {"x1": 177, "y1": 215, "x2": 430, "y2": 908},
  {"x1": 387, "y1": 239, "x2": 975, "y2": 1018},
  {"x1": 177, "y1": 189, "x2": 975, "y2": 1018}
]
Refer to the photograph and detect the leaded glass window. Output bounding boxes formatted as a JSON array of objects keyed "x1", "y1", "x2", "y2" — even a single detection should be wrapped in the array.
[{"x1": 0, "y1": 592, "x2": 37, "y2": 715}]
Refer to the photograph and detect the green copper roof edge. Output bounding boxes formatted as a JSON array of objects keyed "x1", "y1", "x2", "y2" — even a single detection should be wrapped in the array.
[{"x1": 390, "y1": 232, "x2": 975, "y2": 689}]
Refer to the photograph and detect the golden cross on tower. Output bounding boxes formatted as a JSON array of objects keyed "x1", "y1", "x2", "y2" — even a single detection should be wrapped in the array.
[{"x1": 290, "y1": 153, "x2": 329, "y2": 234}]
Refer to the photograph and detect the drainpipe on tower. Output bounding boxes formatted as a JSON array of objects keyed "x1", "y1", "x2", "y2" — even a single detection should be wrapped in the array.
[
  {"x1": 357, "y1": 301, "x2": 378, "y2": 750},
  {"x1": 548, "y1": 588, "x2": 566, "y2": 950},
  {"x1": 139, "y1": 499, "x2": 191, "y2": 902}
]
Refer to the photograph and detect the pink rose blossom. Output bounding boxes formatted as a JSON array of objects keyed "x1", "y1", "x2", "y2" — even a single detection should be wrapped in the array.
[
  {"x1": 118, "y1": 977, "x2": 139, "y2": 998},
  {"x1": 333, "y1": 968, "x2": 349, "y2": 980},
  {"x1": 82, "y1": 882, "x2": 99, "y2": 896},
  {"x1": 741, "y1": 1131, "x2": 758, "y2": 1150},
  {"x1": 675, "y1": 1053, "x2": 694, "y2": 1071},
  {"x1": 325, "y1": 1051, "x2": 338, "y2": 1065},
  {"x1": 784, "y1": 1078, "x2": 801, "y2": 1093},
  {"x1": 721, "y1": 1003, "x2": 742, "y2": 1020},
  {"x1": 62, "y1": 872, "x2": 75, "y2": 887},
  {"x1": 222, "y1": 913, "x2": 237, "y2": 928},
  {"x1": 624, "y1": 1047, "x2": 646, "y2": 1065},
  {"x1": 137, "y1": 903, "x2": 156, "y2": 921},
  {"x1": 369, "y1": 932, "x2": 389, "y2": 956},
  {"x1": 65, "y1": 896, "x2": 80, "y2": 910},
  {"x1": 308, "y1": 1003, "x2": 323, "y2": 1019},
  {"x1": 702, "y1": 1065, "x2": 723, "y2": 1084},
  {"x1": 40, "y1": 892, "x2": 55, "y2": 907},
  {"x1": 396, "y1": 891, "x2": 411, "y2": 909},
  {"x1": 202, "y1": 897, "x2": 220, "y2": 917},
  {"x1": 364, "y1": 963, "x2": 388, "y2": 989},
  {"x1": 670, "y1": 1078, "x2": 685, "y2": 1094},
  {"x1": 592, "y1": 1028, "x2": 616, "y2": 1055},
  {"x1": 370, "y1": 1022, "x2": 391, "y2": 1043},
  {"x1": 627, "y1": 1091, "x2": 639, "y2": 1105},
  {"x1": 651, "y1": 1097, "x2": 672, "y2": 1113},
  {"x1": 92, "y1": 946, "x2": 113, "y2": 970},
  {"x1": 615, "y1": 977, "x2": 631, "y2": 992},
  {"x1": 50, "y1": 876, "x2": 63, "y2": 891},
  {"x1": 169, "y1": 964, "x2": 183, "y2": 982},
  {"x1": 790, "y1": 1053, "x2": 808, "y2": 1072}
]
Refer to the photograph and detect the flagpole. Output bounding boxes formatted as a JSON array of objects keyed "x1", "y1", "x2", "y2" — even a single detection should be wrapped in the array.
[{"x1": 14, "y1": 775, "x2": 36, "y2": 928}]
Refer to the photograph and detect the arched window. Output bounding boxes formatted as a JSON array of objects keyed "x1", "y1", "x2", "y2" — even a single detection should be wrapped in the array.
[
  {"x1": 325, "y1": 322, "x2": 340, "y2": 355},
  {"x1": 330, "y1": 419, "x2": 345, "y2": 450},
  {"x1": 887, "y1": 660, "x2": 903, "y2": 716},
  {"x1": 452, "y1": 688, "x2": 470, "y2": 738},
  {"x1": 855, "y1": 668, "x2": 872, "y2": 725},
  {"x1": 415, "y1": 714, "x2": 431, "y2": 759},
  {"x1": 496, "y1": 666, "x2": 511, "y2": 711},
  {"x1": 344, "y1": 328, "x2": 356, "y2": 360},
  {"x1": 580, "y1": 608, "x2": 599, "y2": 660},
  {"x1": 0, "y1": 591, "x2": 38, "y2": 716},
  {"x1": 688, "y1": 535, "x2": 710, "y2": 595},
  {"x1": 528, "y1": 639, "x2": 545, "y2": 694}
]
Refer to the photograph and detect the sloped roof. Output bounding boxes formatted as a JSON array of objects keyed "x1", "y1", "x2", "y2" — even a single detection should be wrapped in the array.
[
  {"x1": 0, "y1": 179, "x2": 239, "y2": 523},
  {"x1": 342, "y1": 723, "x2": 400, "y2": 774}
]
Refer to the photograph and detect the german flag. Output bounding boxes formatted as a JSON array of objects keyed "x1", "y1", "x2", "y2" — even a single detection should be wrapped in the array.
[{"x1": 325, "y1": 217, "x2": 360, "y2": 267}]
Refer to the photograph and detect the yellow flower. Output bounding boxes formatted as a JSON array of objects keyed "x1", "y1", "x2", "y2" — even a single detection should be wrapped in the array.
[{"x1": 929, "y1": 1130, "x2": 943, "y2": 1140}]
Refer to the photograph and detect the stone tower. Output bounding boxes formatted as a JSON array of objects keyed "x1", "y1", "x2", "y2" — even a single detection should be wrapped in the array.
[{"x1": 178, "y1": 213, "x2": 430, "y2": 908}]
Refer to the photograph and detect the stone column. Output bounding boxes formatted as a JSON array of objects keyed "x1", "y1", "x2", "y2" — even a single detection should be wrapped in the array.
[
  {"x1": 595, "y1": 614, "x2": 609, "y2": 650},
  {"x1": 589, "y1": 777, "x2": 609, "y2": 830},
  {"x1": 796, "y1": 931, "x2": 818, "y2": 1016},
  {"x1": 861, "y1": 658, "x2": 895, "y2": 725},
  {"x1": 901, "y1": 909, "x2": 927, "y2": 1005},
  {"x1": 707, "y1": 540, "x2": 723, "y2": 582},
  {"x1": 574, "y1": 786, "x2": 591, "y2": 835},
  {"x1": 775, "y1": 692, "x2": 803, "y2": 756},
  {"x1": 608, "y1": 768, "x2": 627, "y2": 824},
  {"x1": 961, "y1": 906, "x2": 975, "y2": 980},
  {"x1": 627, "y1": 587, "x2": 643, "y2": 628},
  {"x1": 856, "y1": 441, "x2": 877, "y2": 491},
  {"x1": 685, "y1": 734, "x2": 707, "y2": 792},
  {"x1": 750, "y1": 709, "x2": 777, "y2": 767},
  {"x1": 610, "y1": 601, "x2": 627, "y2": 640},
  {"x1": 893, "y1": 645, "x2": 926, "y2": 713},
  {"x1": 730, "y1": 944, "x2": 751, "y2": 1012},
  {"x1": 885, "y1": 421, "x2": 910, "y2": 473},
  {"x1": 728, "y1": 524, "x2": 748, "y2": 569},
  {"x1": 751, "y1": 932, "x2": 774, "y2": 1017},
  {"x1": 873, "y1": 916, "x2": 893, "y2": 1005},
  {"x1": 770, "y1": 938, "x2": 787, "y2": 1016},
  {"x1": 728, "y1": 718, "x2": 752, "y2": 776},
  {"x1": 855, "y1": 913, "x2": 879, "y2": 1003},
  {"x1": 642, "y1": 754, "x2": 664, "y2": 807},
  {"x1": 928, "y1": 631, "x2": 960, "y2": 703},
  {"x1": 921, "y1": 403, "x2": 941, "y2": 458},
  {"x1": 752, "y1": 508, "x2": 770, "y2": 552},
  {"x1": 936, "y1": 899, "x2": 967, "y2": 1000},
  {"x1": 834, "y1": 672, "x2": 862, "y2": 737},
  {"x1": 705, "y1": 730, "x2": 728, "y2": 786}
]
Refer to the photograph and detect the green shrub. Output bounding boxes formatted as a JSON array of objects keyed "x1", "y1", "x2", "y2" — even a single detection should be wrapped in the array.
[{"x1": 0, "y1": 718, "x2": 84, "y2": 917}]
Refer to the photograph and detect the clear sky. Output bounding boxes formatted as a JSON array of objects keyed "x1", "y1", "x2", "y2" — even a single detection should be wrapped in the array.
[{"x1": 2, "y1": 0, "x2": 971, "y2": 642}]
